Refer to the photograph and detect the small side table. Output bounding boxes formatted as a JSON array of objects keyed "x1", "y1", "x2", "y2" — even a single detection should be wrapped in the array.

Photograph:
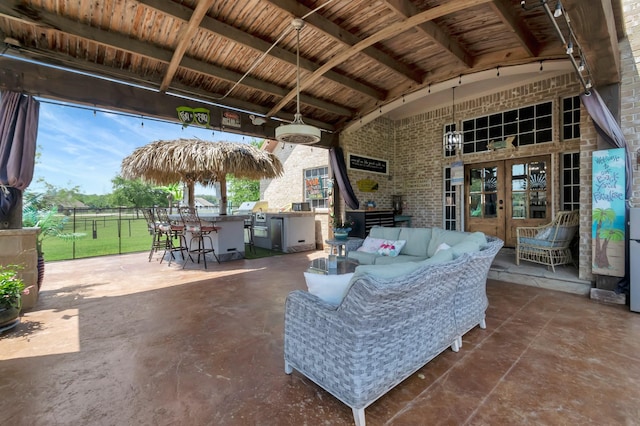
[{"x1": 325, "y1": 237, "x2": 363, "y2": 257}]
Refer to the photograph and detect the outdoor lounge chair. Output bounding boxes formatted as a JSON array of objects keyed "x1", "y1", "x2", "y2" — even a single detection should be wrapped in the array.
[{"x1": 515, "y1": 210, "x2": 579, "y2": 272}]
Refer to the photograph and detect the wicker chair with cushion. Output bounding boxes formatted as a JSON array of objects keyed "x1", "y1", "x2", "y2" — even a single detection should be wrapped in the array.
[{"x1": 515, "y1": 210, "x2": 579, "y2": 272}]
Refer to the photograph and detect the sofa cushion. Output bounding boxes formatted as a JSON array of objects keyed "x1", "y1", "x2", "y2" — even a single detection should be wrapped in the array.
[
  {"x1": 347, "y1": 250, "x2": 378, "y2": 265},
  {"x1": 451, "y1": 240, "x2": 481, "y2": 257},
  {"x1": 427, "y1": 228, "x2": 466, "y2": 256},
  {"x1": 466, "y1": 231, "x2": 488, "y2": 247},
  {"x1": 435, "y1": 243, "x2": 451, "y2": 254},
  {"x1": 353, "y1": 260, "x2": 425, "y2": 279},
  {"x1": 357, "y1": 236, "x2": 386, "y2": 253},
  {"x1": 303, "y1": 272, "x2": 354, "y2": 306},
  {"x1": 427, "y1": 228, "x2": 487, "y2": 256},
  {"x1": 369, "y1": 226, "x2": 401, "y2": 241},
  {"x1": 373, "y1": 254, "x2": 427, "y2": 265},
  {"x1": 377, "y1": 240, "x2": 406, "y2": 257},
  {"x1": 398, "y1": 227, "x2": 432, "y2": 256},
  {"x1": 421, "y1": 247, "x2": 454, "y2": 264}
]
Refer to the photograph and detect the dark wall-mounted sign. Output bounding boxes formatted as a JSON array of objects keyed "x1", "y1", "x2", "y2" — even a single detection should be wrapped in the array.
[{"x1": 348, "y1": 153, "x2": 388, "y2": 175}]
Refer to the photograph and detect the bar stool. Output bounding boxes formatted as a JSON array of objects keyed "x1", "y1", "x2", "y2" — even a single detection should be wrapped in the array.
[
  {"x1": 142, "y1": 208, "x2": 170, "y2": 261},
  {"x1": 179, "y1": 208, "x2": 221, "y2": 269},
  {"x1": 155, "y1": 207, "x2": 186, "y2": 265}
]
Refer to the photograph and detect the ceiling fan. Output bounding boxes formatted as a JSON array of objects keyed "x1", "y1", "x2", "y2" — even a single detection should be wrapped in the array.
[{"x1": 275, "y1": 18, "x2": 321, "y2": 145}]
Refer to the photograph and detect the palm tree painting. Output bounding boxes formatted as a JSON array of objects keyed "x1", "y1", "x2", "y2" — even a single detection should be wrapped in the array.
[
  {"x1": 592, "y1": 208, "x2": 624, "y2": 269},
  {"x1": 592, "y1": 148, "x2": 627, "y2": 277}
]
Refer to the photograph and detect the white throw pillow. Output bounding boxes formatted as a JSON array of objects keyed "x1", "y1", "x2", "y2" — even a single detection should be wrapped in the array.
[
  {"x1": 357, "y1": 236, "x2": 386, "y2": 253},
  {"x1": 435, "y1": 242, "x2": 451, "y2": 254},
  {"x1": 376, "y1": 239, "x2": 406, "y2": 257},
  {"x1": 303, "y1": 272, "x2": 354, "y2": 306}
]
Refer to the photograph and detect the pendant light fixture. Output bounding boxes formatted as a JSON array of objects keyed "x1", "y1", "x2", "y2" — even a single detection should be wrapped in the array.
[
  {"x1": 275, "y1": 19, "x2": 321, "y2": 145},
  {"x1": 443, "y1": 87, "x2": 463, "y2": 153}
]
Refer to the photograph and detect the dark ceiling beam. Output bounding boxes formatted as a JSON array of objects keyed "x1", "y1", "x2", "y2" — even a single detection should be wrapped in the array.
[
  {"x1": 1, "y1": 47, "x2": 338, "y2": 131},
  {"x1": 0, "y1": 55, "x2": 339, "y2": 146},
  {"x1": 268, "y1": 0, "x2": 493, "y2": 117},
  {"x1": 382, "y1": 0, "x2": 474, "y2": 68},
  {"x1": 266, "y1": 0, "x2": 424, "y2": 84},
  {"x1": 0, "y1": 1, "x2": 352, "y2": 117},
  {"x1": 138, "y1": 0, "x2": 385, "y2": 101},
  {"x1": 489, "y1": 0, "x2": 540, "y2": 57}
]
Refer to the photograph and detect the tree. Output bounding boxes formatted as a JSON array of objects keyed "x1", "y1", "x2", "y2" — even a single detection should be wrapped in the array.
[
  {"x1": 226, "y1": 139, "x2": 263, "y2": 208},
  {"x1": 110, "y1": 176, "x2": 167, "y2": 208},
  {"x1": 227, "y1": 174, "x2": 259, "y2": 208},
  {"x1": 592, "y1": 207, "x2": 620, "y2": 268}
]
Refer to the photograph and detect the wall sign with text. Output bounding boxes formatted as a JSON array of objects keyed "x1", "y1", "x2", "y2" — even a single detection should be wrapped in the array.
[{"x1": 347, "y1": 153, "x2": 388, "y2": 175}]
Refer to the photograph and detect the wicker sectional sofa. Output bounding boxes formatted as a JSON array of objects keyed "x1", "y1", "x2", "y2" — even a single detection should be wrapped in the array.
[
  {"x1": 284, "y1": 236, "x2": 503, "y2": 426},
  {"x1": 346, "y1": 226, "x2": 490, "y2": 265}
]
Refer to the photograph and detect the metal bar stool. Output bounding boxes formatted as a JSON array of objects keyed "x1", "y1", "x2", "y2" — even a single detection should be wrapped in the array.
[
  {"x1": 142, "y1": 208, "x2": 170, "y2": 261},
  {"x1": 155, "y1": 207, "x2": 186, "y2": 265},
  {"x1": 179, "y1": 207, "x2": 221, "y2": 269}
]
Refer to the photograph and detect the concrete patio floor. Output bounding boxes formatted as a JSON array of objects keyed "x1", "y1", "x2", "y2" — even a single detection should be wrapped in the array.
[{"x1": 1, "y1": 249, "x2": 639, "y2": 425}]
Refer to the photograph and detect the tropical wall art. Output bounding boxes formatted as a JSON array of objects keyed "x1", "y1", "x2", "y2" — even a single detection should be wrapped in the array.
[{"x1": 592, "y1": 148, "x2": 626, "y2": 277}]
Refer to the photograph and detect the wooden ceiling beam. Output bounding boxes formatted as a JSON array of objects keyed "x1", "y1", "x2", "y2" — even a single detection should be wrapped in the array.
[
  {"x1": 0, "y1": 1, "x2": 351, "y2": 117},
  {"x1": 489, "y1": 0, "x2": 540, "y2": 57},
  {"x1": 159, "y1": 0, "x2": 214, "y2": 92},
  {"x1": 267, "y1": 0, "x2": 423, "y2": 84},
  {"x1": 267, "y1": 0, "x2": 493, "y2": 117},
  {"x1": 138, "y1": 0, "x2": 385, "y2": 101},
  {"x1": 382, "y1": 0, "x2": 474, "y2": 68}
]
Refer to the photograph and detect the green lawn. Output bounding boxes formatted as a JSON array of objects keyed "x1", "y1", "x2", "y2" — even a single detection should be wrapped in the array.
[{"x1": 41, "y1": 212, "x2": 283, "y2": 261}]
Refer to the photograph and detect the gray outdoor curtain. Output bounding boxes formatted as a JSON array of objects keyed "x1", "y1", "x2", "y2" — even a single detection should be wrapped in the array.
[
  {"x1": 329, "y1": 146, "x2": 359, "y2": 210},
  {"x1": 580, "y1": 88, "x2": 632, "y2": 200},
  {"x1": 0, "y1": 91, "x2": 40, "y2": 221}
]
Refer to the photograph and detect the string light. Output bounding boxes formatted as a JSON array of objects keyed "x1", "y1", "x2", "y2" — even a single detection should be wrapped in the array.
[{"x1": 553, "y1": 1, "x2": 563, "y2": 17}]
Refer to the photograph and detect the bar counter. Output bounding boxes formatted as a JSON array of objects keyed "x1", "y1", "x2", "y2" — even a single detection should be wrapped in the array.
[{"x1": 169, "y1": 213, "x2": 248, "y2": 262}]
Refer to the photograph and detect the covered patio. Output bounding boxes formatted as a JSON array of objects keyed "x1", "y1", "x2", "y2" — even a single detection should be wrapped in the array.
[{"x1": 1, "y1": 253, "x2": 638, "y2": 424}]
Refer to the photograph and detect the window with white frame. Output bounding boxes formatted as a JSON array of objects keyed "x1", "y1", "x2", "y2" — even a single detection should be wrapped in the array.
[
  {"x1": 562, "y1": 95, "x2": 581, "y2": 140},
  {"x1": 304, "y1": 166, "x2": 329, "y2": 209},
  {"x1": 444, "y1": 167, "x2": 457, "y2": 230},
  {"x1": 561, "y1": 152, "x2": 580, "y2": 211}
]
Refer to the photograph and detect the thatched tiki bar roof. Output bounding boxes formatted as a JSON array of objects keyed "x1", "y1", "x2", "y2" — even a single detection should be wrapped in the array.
[{"x1": 121, "y1": 139, "x2": 283, "y2": 210}]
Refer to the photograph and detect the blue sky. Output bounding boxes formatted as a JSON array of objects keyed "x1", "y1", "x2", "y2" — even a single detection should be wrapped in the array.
[{"x1": 32, "y1": 100, "x2": 254, "y2": 195}]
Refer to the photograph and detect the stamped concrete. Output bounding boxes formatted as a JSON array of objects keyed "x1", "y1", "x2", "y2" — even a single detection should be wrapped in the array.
[{"x1": 1, "y1": 250, "x2": 639, "y2": 425}]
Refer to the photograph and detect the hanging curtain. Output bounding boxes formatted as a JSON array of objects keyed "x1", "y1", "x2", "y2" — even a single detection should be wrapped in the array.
[
  {"x1": 0, "y1": 91, "x2": 40, "y2": 223},
  {"x1": 580, "y1": 89, "x2": 632, "y2": 200},
  {"x1": 329, "y1": 147, "x2": 359, "y2": 210}
]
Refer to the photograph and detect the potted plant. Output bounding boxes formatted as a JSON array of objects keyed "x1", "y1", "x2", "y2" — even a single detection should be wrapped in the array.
[
  {"x1": 332, "y1": 216, "x2": 355, "y2": 240},
  {"x1": 0, "y1": 264, "x2": 25, "y2": 331},
  {"x1": 22, "y1": 202, "x2": 85, "y2": 290}
]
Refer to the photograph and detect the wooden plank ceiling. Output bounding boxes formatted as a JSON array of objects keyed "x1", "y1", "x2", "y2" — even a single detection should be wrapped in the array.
[{"x1": 0, "y1": 0, "x2": 624, "y2": 146}]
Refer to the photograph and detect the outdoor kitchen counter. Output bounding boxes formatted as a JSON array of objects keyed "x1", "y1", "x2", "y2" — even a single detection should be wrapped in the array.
[{"x1": 169, "y1": 213, "x2": 248, "y2": 262}]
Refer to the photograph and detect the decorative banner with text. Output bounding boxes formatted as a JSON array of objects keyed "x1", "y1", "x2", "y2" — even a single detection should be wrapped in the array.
[
  {"x1": 592, "y1": 148, "x2": 626, "y2": 277},
  {"x1": 177, "y1": 106, "x2": 210, "y2": 128}
]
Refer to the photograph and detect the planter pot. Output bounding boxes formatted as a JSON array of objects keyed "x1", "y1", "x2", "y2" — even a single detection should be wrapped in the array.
[
  {"x1": 37, "y1": 254, "x2": 45, "y2": 290},
  {"x1": 333, "y1": 228, "x2": 351, "y2": 240},
  {"x1": 0, "y1": 305, "x2": 20, "y2": 332}
]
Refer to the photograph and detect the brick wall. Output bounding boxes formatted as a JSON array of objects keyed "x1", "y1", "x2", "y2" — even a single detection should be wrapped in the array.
[
  {"x1": 260, "y1": 142, "x2": 330, "y2": 248},
  {"x1": 261, "y1": 3, "x2": 640, "y2": 281},
  {"x1": 340, "y1": 72, "x2": 595, "y2": 280}
]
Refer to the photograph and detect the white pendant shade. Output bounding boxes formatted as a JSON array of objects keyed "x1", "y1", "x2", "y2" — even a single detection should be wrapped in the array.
[{"x1": 275, "y1": 18, "x2": 321, "y2": 145}]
